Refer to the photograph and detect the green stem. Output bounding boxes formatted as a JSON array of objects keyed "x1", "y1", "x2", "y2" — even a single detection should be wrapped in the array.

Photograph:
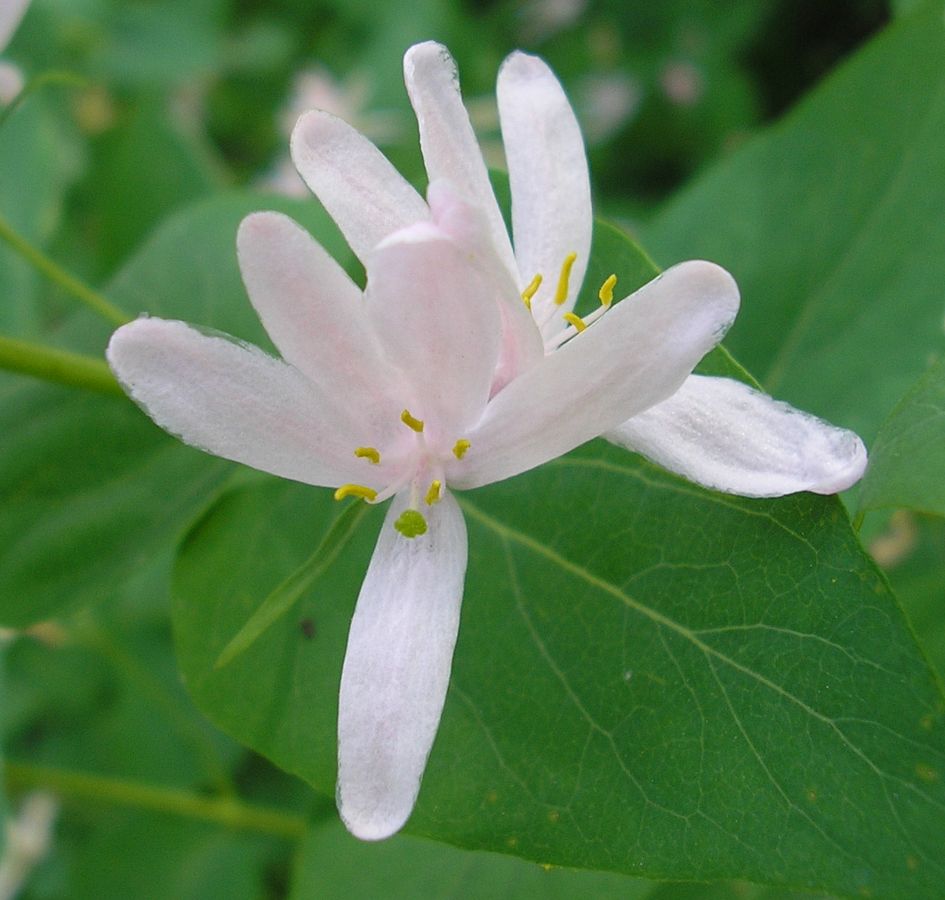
[
  {"x1": 4, "y1": 761, "x2": 307, "y2": 840},
  {"x1": 0, "y1": 213, "x2": 129, "y2": 326},
  {"x1": 0, "y1": 70, "x2": 88, "y2": 130},
  {"x1": 215, "y1": 500, "x2": 369, "y2": 670},
  {"x1": 0, "y1": 334, "x2": 122, "y2": 394}
]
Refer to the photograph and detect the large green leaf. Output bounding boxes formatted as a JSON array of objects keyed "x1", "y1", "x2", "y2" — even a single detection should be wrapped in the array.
[
  {"x1": 173, "y1": 447, "x2": 945, "y2": 897},
  {"x1": 858, "y1": 357, "x2": 945, "y2": 515},
  {"x1": 0, "y1": 192, "x2": 350, "y2": 626},
  {"x1": 642, "y1": 4, "x2": 945, "y2": 443}
]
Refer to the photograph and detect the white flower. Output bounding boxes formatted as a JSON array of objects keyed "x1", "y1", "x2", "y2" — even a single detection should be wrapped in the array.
[
  {"x1": 107, "y1": 42, "x2": 866, "y2": 844},
  {"x1": 292, "y1": 41, "x2": 867, "y2": 498},
  {"x1": 0, "y1": 0, "x2": 31, "y2": 104}
]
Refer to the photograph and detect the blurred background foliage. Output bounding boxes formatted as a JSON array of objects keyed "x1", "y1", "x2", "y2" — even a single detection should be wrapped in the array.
[{"x1": 1, "y1": 1, "x2": 935, "y2": 898}]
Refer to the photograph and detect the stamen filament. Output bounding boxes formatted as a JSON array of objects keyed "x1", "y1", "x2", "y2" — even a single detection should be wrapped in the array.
[
  {"x1": 554, "y1": 252, "x2": 577, "y2": 305},
  {"x1": 598, "y1": 274, "x2": 617, "y2": 307},
  {"x1": 452, "y1": 439, "x2": 471, "y2": 459},
  {"x1": 563, "y1": 312, "x2": 587, "y2": 333},
  {"x1": 354, "y1": 447, "x2": 380, "y2": 464},
  {"x1": 400, "y1": 409, "x2": 424, "y2": 433},
  {"x1": 521, "y1": 273, "x2": 543, "y2": 310},
  {"x1": 333, "y1": 484, "x2": 378, "y2": 503},
  {"x1": 424, "y1": 480, "x2": 442, "y2": 505}
]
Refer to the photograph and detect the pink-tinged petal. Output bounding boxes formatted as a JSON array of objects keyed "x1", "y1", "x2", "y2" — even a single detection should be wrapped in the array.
[
  {"x1": 0, "y1": 0, "x2": 29, "y2": 51},
  {"x1": 0, "y1": 60, "x2": 23, "y2": 104},
  {"x1": 290, "y1": 110, "x2": 429, "y2": 263},
  {"x1": 337, "y1": 490, "x2": 467, "y2": 841},
  {"x1": 236, "y1": 211, "x2": 407, "y2": 451},
  {"x1": 403, "y1": 42, "x2": 518, "y2": 280},
  {"x1": 427, "y1": 180, "x2": 543, "y2": 385},
  {"x1": 606, "y1": 375, "x2": 868, "y2": 497},
  {"x1": 364, "y1": 220, "x2": 502, "y2": 442},
  {"x1": 107, "y1": 318, "x2": 374, "y2": 489},
  {"x1": 497, "y1": 51, "x2": 592, "y2": 326},
  {"x1": 451, "y1": 261, "x2": 740, "y2": 489}
]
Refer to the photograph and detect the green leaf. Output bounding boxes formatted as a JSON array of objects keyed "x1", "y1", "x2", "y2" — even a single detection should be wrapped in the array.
[
  {"x1": 289, "y1": 819, "x2": 654, "y2": 900},
  {"x1": 871, "y1": 512, "x2": 945, "y2": 680},
  {"x1": 858, "y1": 357, "x2": 945, "y2": 515},
  {"x1": 173, "y1": 451, "x2": 945, "y2": 898},
  {"x1": 642, "y1": 4, "x2": 945, "y2": 442},
  {"x1": 0, "y1": 192, "x2": 351, "y2": 626},
  {"x1": 0, "y1": 99, "x2": 74, "y2": 336},
  {"x1": 290, "y1": 819, "x2": 828, "y2": 900},
  {"x1": 84, "y1": 96, "x2": 222, "y2": 274}
]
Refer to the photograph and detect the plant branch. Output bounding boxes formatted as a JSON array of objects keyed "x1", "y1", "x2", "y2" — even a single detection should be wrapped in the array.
[
  {"x1": 0, "y1": 335, "x2": 122, "y2": 395},
  {"x1": 4, "y1": 761, "x2": 307, "y2": 840},
  {"x1": 0, "y1": 213, "x2": 129, "y2": 326}
]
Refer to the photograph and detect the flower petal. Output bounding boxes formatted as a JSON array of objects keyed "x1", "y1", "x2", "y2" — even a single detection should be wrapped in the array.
[
  {"x1": 606, "y1": 375, "x2": 868, "y2": 497},
  {"x1": 451, "y1": 261, "x2": 740, "y2": 488},
  {"x1": 290, "y1": 110, "x2": 429, "y2": 263},
  {"x1": 107, "y1": 318, "x2": 370, "y2": 488},
  {"x1": 337, "y1": 490, "x2": 467, "y2": 841},
  {"x1": 0, "y1": 0, "x2": 29, "y2": 51},
  {"x1": 497, "y1": 51, "x2": 592, "y2": 324},
  {"x1": 403, "y1": 42, "x2": 517, "y2": 279},
  {"x1": 236, "y1": 211, "x2": 407, "y2": 451},
  {"x1": 365, "y1": 219, "x2": 502, "y2": 440},
  {"x1": 427, "y1": 180, "x2": 544, "y2": 387}
]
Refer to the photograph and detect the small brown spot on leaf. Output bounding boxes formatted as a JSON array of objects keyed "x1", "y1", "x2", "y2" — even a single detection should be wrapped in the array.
[
  {"x1": 915, "y1": 762, "x2": 939, "y2": 783},
  {"x1": 299, "y1": 618, "x2": 316, "y2": 640}
]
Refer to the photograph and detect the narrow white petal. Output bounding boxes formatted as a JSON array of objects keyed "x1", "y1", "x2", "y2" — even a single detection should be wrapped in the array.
[
  {"x1": 0, "y1": 0, "x2": 29, "y2": 51},
  {"x1": 451, "y1": 261, "x2": 740, "y2": 489},
  {"x1": 403, "y1": 42, "x2": 518, "y2": 279},
  {"x1": 365, "y1": 219, "x2": 501, "y2": 440},
  {"x1": 107, "y1": 318, "x2": 369, "y2": 488},
  {"x1": 337, "y1": 490, "x2": 467, "y2": 841},
  {"x1": 237, "y1": 211, "x2": 407, "y2": 451},
  {"x1": 290, "y1": 110, "x2": 429, "y2": 263},
  {"x1": 0, "y1": 60, "x2": 24, "y2": 105},
  {"x1": 497, "y1": 51, "x2": 592, "y2": 324},
  {"x1": 606, "y1": 375, "x2": 868, "y2": 497}
]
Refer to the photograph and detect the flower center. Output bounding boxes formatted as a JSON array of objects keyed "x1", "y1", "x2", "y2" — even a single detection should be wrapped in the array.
[{"x1": 332, "y1": 409, "x2": 471, "y2": 539}]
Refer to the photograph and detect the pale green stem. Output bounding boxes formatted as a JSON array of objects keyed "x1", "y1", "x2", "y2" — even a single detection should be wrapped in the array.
[
  {"x1": 0, "y1": 213, "x2": 129, "y2": 326},
  {"x1": 0, "y1": 335, "x2": 122, "y2": 395},
  {"x1": 4, "y1": 761, "x2": 307, "y2": 840},
  {"x1": 0, "y1": 70, "x2": 87, "y2": 130}
]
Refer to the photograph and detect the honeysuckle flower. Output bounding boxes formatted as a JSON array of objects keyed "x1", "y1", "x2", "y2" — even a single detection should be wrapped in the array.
[
  {"x1": 0, "y1": 0, "x2": 31, "y2": 104},
  {"x1": 290, "y1": 41, "x2": 867, "y2": 497},
  {"x1": 107, "y1": 41, "x2": 867, "y2": 845},
  {"x1": 107, "y1": 179, "x2": 738, "y2": 839}
]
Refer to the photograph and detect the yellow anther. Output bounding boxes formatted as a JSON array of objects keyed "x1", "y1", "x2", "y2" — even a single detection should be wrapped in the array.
[
  {"x1": 598, "y1": 274, "x2": 617, "y2": 307},
  {"x1": 424, "y1": 480, "x2": 442, "y2": 505},
  {"x1": 333, "y1": 483, "x2": 378, "y2": 502},
  {"x1": 521, "y1": 273, "x2": 543, "y2": 310},
  {"x1": 354, "y1": 446, "x2": 380, "y2": 464},
  {"x1": 553, "y1": 252, "x2": 578, "y2": 305},
  {"x1": 563, "y1": 312, "x2": 587, "y2": 333},
  {"x1": 400, "y1": 409, "x2": 424, "y2": 432},
  {"x1": 394, "y1": 509, "x2": 427, "y2": 538},
  {"x1": 452, "y1": 439, "x2": 471, "y2": 459}
]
